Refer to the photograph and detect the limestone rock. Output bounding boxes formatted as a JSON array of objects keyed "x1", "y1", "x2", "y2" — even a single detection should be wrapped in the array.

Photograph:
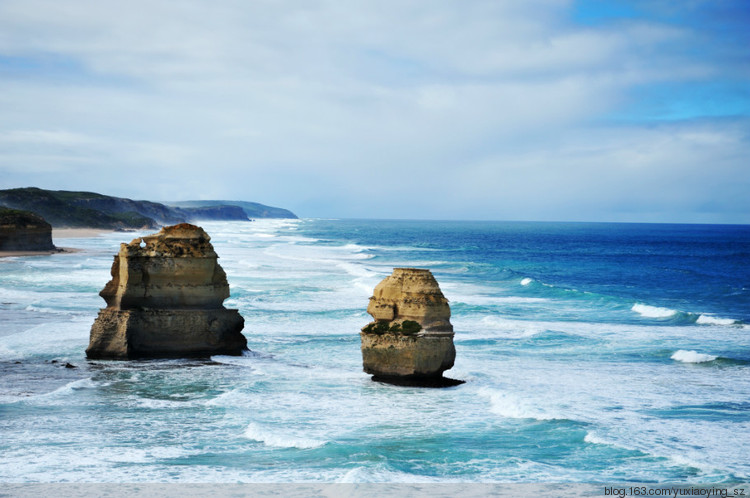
[
  {"x1": 0, "y1": 208, "x2": 56, "y2": 251},
  {"x1": 360, "y1": 268, "x2": 457, "y2": 384},
  {"x1": 87, "y1": 223, "x2": 247, "y2": 359}
]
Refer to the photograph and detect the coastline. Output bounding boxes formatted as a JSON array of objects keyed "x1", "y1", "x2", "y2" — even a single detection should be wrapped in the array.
[{"x1": 0, "y1": 247, "x2": 82, "y2": 258}]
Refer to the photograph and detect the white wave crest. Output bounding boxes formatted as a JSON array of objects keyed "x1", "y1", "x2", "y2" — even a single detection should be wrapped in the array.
[
  {"x1": 696, "y1": 314, "x2": 738, "y2": 326},
  {"x1": 479, "y1": 316, "x2": 545, "y2": 338},
  {"x1": 671, "y1": 350, "x2": 717, "y2": 363},
  {"x1": 36, "y1": 378, "x2": 101, "y2": 399},
  {"x1": 477, "y1": 387, "x2": 562, "y2": 421},
  {"x1": 336, "y1": 262, "x2": 377, "y2": 279},
  {"x1": 131, "y1": 398, "x2": 189, "y2": 409},
  {"x1": 584, "y1": 432, "x2": 615, "y2": 446},
  {"x1": 243, "y1": 423, "x2": 326, "y2": 449},
  {"x1": 452, "y1": 294, "x2": 548, "y2": 306},
  {"x1": 520, "y1": 277, "x2": 533, "y2": 286},
  {"x1": 631, "y1": 303, "x2": 677, "y2": 318}
]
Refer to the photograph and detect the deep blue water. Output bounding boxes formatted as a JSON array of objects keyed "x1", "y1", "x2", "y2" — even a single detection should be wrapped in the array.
[{"x1": 0, "y1": 219, "x2": 748, "y2": 483}]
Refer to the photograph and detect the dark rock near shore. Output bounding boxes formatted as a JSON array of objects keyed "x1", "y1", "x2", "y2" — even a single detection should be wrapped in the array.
[
  {"x1": 0, "y1": 208, "x2": 56, "y2": 251},
  {"x1": 87, "y1": 223, "x2": 247, "y2": 359}
]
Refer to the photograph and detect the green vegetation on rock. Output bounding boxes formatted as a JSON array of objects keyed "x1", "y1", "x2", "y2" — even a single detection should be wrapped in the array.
[
  {"x1": 362, "y1": 320, "x2": 422, "y2": 336},
  {"x1": 400, "y1": 320, "x2": 422, "y2": 335}
]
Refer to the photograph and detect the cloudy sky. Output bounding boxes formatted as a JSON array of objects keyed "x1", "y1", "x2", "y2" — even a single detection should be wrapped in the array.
[{"x1": 0, "y1": 0, "x2": 748, "y2": 222}]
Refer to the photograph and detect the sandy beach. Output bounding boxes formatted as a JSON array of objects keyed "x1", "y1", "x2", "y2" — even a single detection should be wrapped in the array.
[{"x1": 52, "y1": 228, "x2": 114, "y2": 239}]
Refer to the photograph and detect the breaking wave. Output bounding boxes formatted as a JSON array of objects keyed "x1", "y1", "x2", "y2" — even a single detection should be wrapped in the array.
[
  {"x1": 695, "y1": 314, "x2": 739, "y2": 326},
  {"x1": 632, "y1": 304, "x2": 741, "y2": 326},
  {"x1": 631, "y1": 303, "x2": 677, "y2": 318},
  {"x1": 671, "y1": 350, "x2": 717, "y2": 364}
]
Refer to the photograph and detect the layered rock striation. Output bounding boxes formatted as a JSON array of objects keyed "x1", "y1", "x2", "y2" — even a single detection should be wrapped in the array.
[
  {"x1": 360, "y1": 268, "x2": 459, "y2": 386},
  {"x1": 0, "y1": 208, "x2": 56, "y2": 252},
  {"x1": 87, "y1": 223, "x2": 247, "y2": 359}
]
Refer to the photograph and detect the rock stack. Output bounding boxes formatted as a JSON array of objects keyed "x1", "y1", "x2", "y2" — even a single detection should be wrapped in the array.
[
  {"x1": 360, "y1": 268, "x2": 460, "y2": 386},
  {"x1": 86, "y1": 223, "x2": 247, "y2": 359},
  {"x1": 0, "y1": 208, "x2": 56, "y2": 252}
]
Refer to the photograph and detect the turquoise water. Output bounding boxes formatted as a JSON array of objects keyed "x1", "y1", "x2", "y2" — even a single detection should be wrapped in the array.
[{"x1": 0, "y1": 219, "x2": 748, "y2": 482}]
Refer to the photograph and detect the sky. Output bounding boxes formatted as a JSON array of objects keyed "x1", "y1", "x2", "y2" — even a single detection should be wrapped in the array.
[{"x1": 0, "y1": 0, "x2": 748, "y2": 223}]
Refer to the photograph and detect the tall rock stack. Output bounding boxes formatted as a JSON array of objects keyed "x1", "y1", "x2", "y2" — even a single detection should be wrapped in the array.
[
  {"x1": 86, "y1": 223, "x2": 247, "y2": 359},
  {"x1": 360, "y1": 268, "x2": 459, "y2": 386}
]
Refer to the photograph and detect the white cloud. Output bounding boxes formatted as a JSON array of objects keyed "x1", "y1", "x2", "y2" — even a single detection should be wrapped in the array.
[{"x1": 0, "y1": 0, "x2": 747, "y2": 222}]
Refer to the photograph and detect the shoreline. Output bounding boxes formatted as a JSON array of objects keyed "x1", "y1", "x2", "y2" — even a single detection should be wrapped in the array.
[
  {"x1": 52, "y1": 228, "x2": 115, "y2": 239},
  {"x1": 0, "y1": 247, "x2": 82, "y2": 258}
]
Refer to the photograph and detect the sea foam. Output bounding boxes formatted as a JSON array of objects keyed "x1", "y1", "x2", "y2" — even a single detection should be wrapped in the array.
[{"x1": 671, "y1": 350, "x2": 717, "y2": 363}]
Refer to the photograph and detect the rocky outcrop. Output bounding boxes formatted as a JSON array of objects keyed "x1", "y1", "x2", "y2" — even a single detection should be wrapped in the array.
[
  {"x1": 0, "y1": 208, "x2": 56, "y2": 251},
  {"x1": 360, "y1": 268, "x2": 459, "y2": 386},
  {"x1": 87, "y1": 223, "x2": 247, "y2": 359}
]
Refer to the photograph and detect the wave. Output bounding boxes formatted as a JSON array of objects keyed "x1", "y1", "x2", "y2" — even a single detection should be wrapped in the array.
[
  {"x1": 632, "y1": 303, "x2": 742, "y2": 326},
  {"x1": 33, "y1": 377, "x2": 102, "y2": 400},
  {"x1": 243, "y1": 422, "x2": 326, "y2": 449},
  {"x1": 205, "y1": 389, "x2": 254, "y2": 408},
  {"x1": 477, "y1": 316, "x2": 546, "y2": 338},
  {"x1": 450, "y1": 294, "x2": 549, "y2": 307},
  {"x1": 696, "y1": 314, "x2": 739, "y2": 326},
  {"x1": 520, "y1": 277, "x2": 533, "y2": 286},
  {"x1": 130, "y1": 397, "x2": 191, "y2": 409},
  {"x1": 24, "y1": 304, "x2": 79, "y2": 315},
  {"x1": 337, "y1": 465, "x2": 443, "y2": 483},
  {"x1": 336, "y1": 262, "x2": 379, "y2": 279},
  {"x1": 631, "y1": 303, "x2": 677, "y2": 318},
  {"x1": 583, "y1": 431, "x2": 620, "y2": 447},
  {"x1": 477, "y1": 387, "x2": 565, "y2": 421},
  {"x1": 671, "y1": 350, "x2": 717, "y2": 363}
]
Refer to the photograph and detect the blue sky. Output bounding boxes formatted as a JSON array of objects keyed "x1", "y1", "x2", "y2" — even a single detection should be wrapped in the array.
[{"x1": 0, "y1": 0, "x2": 748, "y2": 222}]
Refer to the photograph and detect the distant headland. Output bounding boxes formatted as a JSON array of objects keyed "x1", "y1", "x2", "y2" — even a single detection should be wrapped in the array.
[{"x1": 0, "y1": 187, "x2": 298, "y2": 230}]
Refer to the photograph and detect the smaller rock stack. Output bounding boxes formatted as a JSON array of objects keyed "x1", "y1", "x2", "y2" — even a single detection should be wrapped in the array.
[
  {"x1": 360, "y1": 268, "x2": 460, "y2": 386},
  {"x1": 0, "y1": 208, "x2": 56, "y2": 252},
  {"x1": 86, "y1": 224, "x2": 247, "y2": 359}
]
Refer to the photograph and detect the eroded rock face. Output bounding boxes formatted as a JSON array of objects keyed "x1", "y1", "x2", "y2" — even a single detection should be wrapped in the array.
[
  {"x1": 0, "y1": 208, "x2": 55, "y2": 251},
  {"x1": 360, "y1": 268, "x2": 457, "y2": 384},
  {"x1": 87, "y1": 223, "x2": 247, "y2": 359}
]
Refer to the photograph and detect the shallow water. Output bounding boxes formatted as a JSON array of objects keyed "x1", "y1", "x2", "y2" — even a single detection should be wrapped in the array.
[{"x1": 1, "y1": 219, "x2": 748, "y2": 482}]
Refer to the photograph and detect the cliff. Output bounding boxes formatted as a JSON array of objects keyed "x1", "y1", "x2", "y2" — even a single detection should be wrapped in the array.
[
  {"x1": 0, "y1": 188, "x2": 160, "y2": 229},
  {"x1": 360, "y1": 268, "x2": 459, "y2": 386},
  {"x1": 87, "y1": 223, "x2": 247, "y2": 359},
  {"x1": 170, "y1": 200, "x2": 298, "y2": 219},
  {"x1": 0, "y1": 187, "x2": 297, "y2": 229},
  {"x1": 0, "y1": 208, "x2": 56, "y2": 252}
]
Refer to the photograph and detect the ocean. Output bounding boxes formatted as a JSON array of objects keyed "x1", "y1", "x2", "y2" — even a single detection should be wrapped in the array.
[{"x1": 1, "y1": 219, "x2": 748, "y2": 484}]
